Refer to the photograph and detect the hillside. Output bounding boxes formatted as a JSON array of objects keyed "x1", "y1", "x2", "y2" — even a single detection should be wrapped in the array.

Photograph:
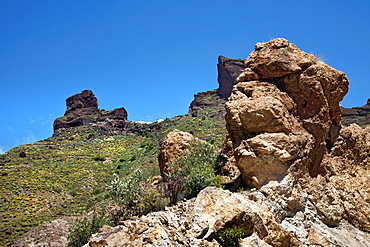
[
  {"x1": 1, "y1": 38, "x2": 370, "y2": 246},
  {"x1": 0, "y1": 95, "x2": 226, "y2": 246}
]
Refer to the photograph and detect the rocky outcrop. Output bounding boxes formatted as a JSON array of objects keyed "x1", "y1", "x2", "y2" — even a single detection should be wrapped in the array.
[
  {"x1": 53, "y1": 90, "x2": 128, "y2": 132},
  {"x1": 189, "y1": 90, "x2": 226, "y2": 115},
  {"x1": 225, "y1": 38, "x2": 348, "y2": 186},
  {"x1": 217, "y1": 56, "x2": 246, "y2": 99},
  {"x1": 342, "y1": 98, "x2": 370, "y2": 126},
  {"x1": 86, "y1": 124, "x2": 370, "y2": 246}
]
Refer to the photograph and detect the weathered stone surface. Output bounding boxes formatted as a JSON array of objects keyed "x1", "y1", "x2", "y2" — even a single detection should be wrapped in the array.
[
  {"x1": 220, "y1": 38, "x2": 369, "y2": 246},
  {"x1": 320, "y1": 124, "x2": 370, "y2": 232},
  {"x1": 240, "y1": 233, "x2": 271, "y2": 247},
  {"x1": 236, "y1": 67, "x2": 260, "y2": 83},
  {"x1": 65, "y1": 89, "x2": 99, "y2": 116},
  {"x1": 225, "y1": 79, "x2": 314, "y2": 187},
  {"x1": 86, "y1": 185, "x2": 370, "y2": 246},
  {"x1": 245, "y1": 38, "x2": 316, "y2": 78},
  {"x1": 189, "y1": 90, "x2": 227, "y2": 115},
  {"x1": 158, "y1": 130, "x2": 203, "y2": 178},
  {"x1": 217, "y1": 56, "x2": 246, "y2": 99},
  {"x1": 226, "y1": 38, "x2": 349, "y2": 185},
  {"x1": 53, "y1": 90, "x2": 128, "y2": 132}
]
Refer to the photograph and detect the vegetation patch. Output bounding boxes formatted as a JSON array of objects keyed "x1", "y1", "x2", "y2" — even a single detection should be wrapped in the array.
[{"x1": 0, "y1": 99, "x2": 227, "y2": 245}]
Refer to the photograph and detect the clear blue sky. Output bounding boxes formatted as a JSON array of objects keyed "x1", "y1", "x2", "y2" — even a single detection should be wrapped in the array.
[{"x1": 1, "y1": 0, "x2": 369, "y2": 153}]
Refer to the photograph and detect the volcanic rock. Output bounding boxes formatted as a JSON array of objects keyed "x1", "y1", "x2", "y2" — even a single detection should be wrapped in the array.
[
  {"x1": 217, "y1": 56, "x2": 246, "y2": 99},
  {"x1": 189, "y1": 90, "x2": 227, "y2": 115},
  {"x1": 53, "y1": 90, "x2": 128, "y2": 132},
  {"x1": 342, "y1": 98, "x2": 370, "y2": 127},
  {"x1": 245, "y1": 38, "x2": 317, "y2": 78}
]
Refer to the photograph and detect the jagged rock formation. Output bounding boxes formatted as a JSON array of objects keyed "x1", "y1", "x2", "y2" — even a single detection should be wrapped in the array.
[
  {"x1": 85, "y1": 39, "x2": 370, "y2": 246},
  {"x1": 215, "y1": 53, "x2": 368, "y2": 128},
  {"x1": 225, "y1": 38, "x2": 349, "y2": 185},
  {"x1": 189, "y1": 90, "x2": 226, "y2": 115},
  {"x1": 217, "y1": 56, "x2": 246, "y2": 99},
  {"x1": 342, "y1": 98, "x2": 370, "y2": 126},
  {"x1": 53, "y1": 90, "x2": 128, "y2": 132}
]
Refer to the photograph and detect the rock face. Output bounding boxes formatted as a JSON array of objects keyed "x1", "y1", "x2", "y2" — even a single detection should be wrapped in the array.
[
  {"x1": 217, "y1": 56, "x2": 246, "y2": 99},
  {"x1": 53, "y1": 90, "x2": 128, "y2": 132},
  {"x1": 189, "y1": 90, "x2": 226, "y2": 114},
  {"x1": 226, "y1": 38, "x2": 349, "y2": 186},
  {"x1": 342, "y1": 98, "x2": 370, "y2": 126}
]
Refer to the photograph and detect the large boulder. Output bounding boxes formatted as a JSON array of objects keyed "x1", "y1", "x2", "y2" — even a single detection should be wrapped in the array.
[
  {"x1": 245, "y1": 38, "x2": 316, "y2": 78},
  {"x1": 158, "y1": 130, "x2": 204, "y2": 178},
  {"x1": 225, "y1": 38, "x2": 349, "y2": 186}
]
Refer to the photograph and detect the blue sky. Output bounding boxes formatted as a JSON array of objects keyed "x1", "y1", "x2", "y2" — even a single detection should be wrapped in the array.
[{"x1": 1, "y1": 0, "x2": 369, "y2": 153}]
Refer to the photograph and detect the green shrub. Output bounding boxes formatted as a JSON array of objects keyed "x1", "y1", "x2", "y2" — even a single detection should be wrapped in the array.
[
  {"x1": 166, "y1": 140, "x2": 223, "y2": 202},
  {"x1": 106, "y1": 170, "x2": 169, "y2": 224},
  {"x1": 218, "y1": 225, "x2": 245, "y2": 247},
  {"x1": 67, "y1": 211, "x2": 109, "y2": 247}
]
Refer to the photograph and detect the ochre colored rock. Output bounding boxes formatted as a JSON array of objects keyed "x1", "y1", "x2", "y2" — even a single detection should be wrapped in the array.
[
  {"x1": 158, "y1": 130, "x2": 204, "y2": 178},
  {"x1": 245, "y1": 38, "x2": 316, "y2": 78},
  {"x1": 225, "y1": 38, "x2": 349, "y2": 186},
  {"x1": 225, "y1": 79, "x2": 313, "y2": 186}
]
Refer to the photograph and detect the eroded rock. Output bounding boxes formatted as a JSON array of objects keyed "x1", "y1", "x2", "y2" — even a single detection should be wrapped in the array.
[
  {"x1": 157, "y1": 130, "x2": 204, "y2": 178},
  {"x1": 226, "y1": 38, "x2": 349, "y2": 186},
  {"x1": 217, "y1": 56, "x2": 246, "y2": 99},
  {"x1": 53, "y1": 90, "x2": 128, "y2": 132}
]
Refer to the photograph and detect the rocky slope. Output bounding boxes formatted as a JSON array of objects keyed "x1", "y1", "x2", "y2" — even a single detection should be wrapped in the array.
[
  {"x1": 85, "y1": 38, "x2": 370, "y2": 246},
  {"x1": 342, "y1": 98, "x2": 370, "y2": 127},
  {"x1": 0, "y1": 91, "x2": 227, "y2": 246}
]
